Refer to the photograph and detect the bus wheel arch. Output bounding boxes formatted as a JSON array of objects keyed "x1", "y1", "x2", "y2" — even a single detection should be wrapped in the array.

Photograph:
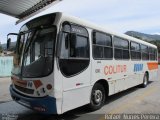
[
  {"x1": 95, "y1": 79, "x2": 109, "y2": 97},
  {"x1": 88, "y1": 79, "x2": 109, "y2": 111}
]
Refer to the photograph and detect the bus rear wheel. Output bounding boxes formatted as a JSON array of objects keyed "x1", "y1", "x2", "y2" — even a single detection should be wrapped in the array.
[
  {"x1": 89, "y1": 83, "x2": 105, "y2": 111},
  {"x1": 141, "y1": 73, "x2": 148, "y2": 88}
]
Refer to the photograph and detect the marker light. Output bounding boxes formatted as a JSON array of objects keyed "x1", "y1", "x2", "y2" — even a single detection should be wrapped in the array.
[
  {"x1": 33, "y1": 106, "x2": 46, "y2": 112},
  {"x1": 47, "y1": 84, "x2": 52, "y2": 90}
]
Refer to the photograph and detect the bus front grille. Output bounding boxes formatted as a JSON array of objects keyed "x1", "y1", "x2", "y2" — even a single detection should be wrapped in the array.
[{"x1": 15, "y1": 85, "x2": 34, "y2": 94}]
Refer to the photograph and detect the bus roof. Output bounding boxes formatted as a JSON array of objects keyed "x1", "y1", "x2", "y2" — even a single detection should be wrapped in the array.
[
  {"x1": 25, "y1": 12, "x2": 157, "y2": 49},
  {"x1": 58, "y1": 12, "x2": 157, "y2": 49}
]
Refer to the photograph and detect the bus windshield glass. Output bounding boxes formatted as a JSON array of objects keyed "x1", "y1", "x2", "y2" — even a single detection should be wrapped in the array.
[{"x1": 12, "y1": 26, "x2": 56, "y2": 78}]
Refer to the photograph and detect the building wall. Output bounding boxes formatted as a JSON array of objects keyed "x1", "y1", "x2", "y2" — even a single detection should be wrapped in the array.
[{"x1": 0, "y1": 57, "x2": 13, "y2": 77}]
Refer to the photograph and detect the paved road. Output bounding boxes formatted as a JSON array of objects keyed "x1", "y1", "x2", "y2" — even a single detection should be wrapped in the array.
[
  {"x1": 0, "y1": 67, "x2": 159, "y2": 120},
  {"x1": 0, "y1": 77, "x2": 11, "y2": 103}
]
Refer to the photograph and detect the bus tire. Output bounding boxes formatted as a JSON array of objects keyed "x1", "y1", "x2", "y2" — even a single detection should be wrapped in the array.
[
  {"x1": 89, "y1": 83, "x2": 105, "y2": 111},
  {"x1": 141, "y1": 73, "x2": 148, "y2": 88}
]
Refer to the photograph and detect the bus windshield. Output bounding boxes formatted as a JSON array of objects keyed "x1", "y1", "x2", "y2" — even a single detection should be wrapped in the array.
[{"x1": 12, "y1": 26, "x2": 56, "y2": 78}]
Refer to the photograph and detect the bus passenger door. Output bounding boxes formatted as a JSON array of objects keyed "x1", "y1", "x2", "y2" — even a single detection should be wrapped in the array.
[{"x1": 58, "y1": 24, "x2": 91, "y2": 113}]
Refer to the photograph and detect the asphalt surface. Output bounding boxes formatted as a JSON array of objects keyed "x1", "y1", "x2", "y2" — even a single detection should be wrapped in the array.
[
  {"x1": 0, "y1": 77, "x2": 11, "y2": 103},
  {"x1": 0, "y1": 67, "x2": 159, "y2": 120}
]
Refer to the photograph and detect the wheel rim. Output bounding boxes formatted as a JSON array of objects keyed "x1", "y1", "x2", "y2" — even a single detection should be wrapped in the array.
[{"x1": 92, "y1": 90, "x2": 103, "y2": 105}]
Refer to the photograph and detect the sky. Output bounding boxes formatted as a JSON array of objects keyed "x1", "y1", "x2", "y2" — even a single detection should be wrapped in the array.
[{"x1": 0, "y1": 0, "x2": 160, "y2": 43}]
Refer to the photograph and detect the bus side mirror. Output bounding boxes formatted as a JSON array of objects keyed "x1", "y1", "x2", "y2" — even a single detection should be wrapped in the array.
[
  {"x1": 7, "y1": 38, "x2": 11, "y2": 50},
  {"x1": 7, "y1": 33, "x2": 18, "y2": 50}
]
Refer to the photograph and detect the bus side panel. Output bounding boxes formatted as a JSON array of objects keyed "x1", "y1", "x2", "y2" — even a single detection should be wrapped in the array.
[
  {"x1": 62, "y1": 86, "x2": 92, "y2": 113},
  {"x1": 53, "y1": 61, "x2": 63, "y2": 114},
  {"x1": 61, "y1": 64, "x2": 91, "y2": 113},
  {"x1": 113, "y1": 61, "x2": 132, "y2": 93},
  {"x1": 147, "y1": 61, "x2": 159, "y2": 81},
  {"x1": 91, "y1": 60, "x2": 131, "y2": 95},
  {"x1": 91, "y1": 59, "x2": 115, "y2": 95},
  {"x1": 129, "y1": 61, "x2": 144, "y2": 87}
]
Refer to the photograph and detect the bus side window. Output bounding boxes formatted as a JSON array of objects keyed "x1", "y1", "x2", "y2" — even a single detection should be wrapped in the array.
[
  {"x1": 60, "y1": 32, "x2": 70, "y2": 59},
  {"x1": 130, "y1": 42, "x2": 141, "y2": 60},
  {"x1": 70, "y1": 35, "x2": 89, "y2": 58},
  {"x1": 92, "y1": 31, "x2": 113, "y2": 59},
  {"x1": 155, "y1": 49, "x2": 158, "y2": 60},
  {"x1": 59, "y1": 23, "x2": 90, "y2": 77},
  {"x1": 60, "y1": 24, "x2": 89, "y2": 59},
  {"x1": 141, "y1": 44, "x2": 149, "y2": 60},
  {"x1": 149, "y1": 47, "x2": 157, "y2": 61},
  {"x1": 114, "y1": 37, "x2": 129, "y2": 60}
]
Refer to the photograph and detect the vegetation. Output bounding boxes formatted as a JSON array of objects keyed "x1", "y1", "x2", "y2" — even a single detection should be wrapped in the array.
[{"x1": 0, "y1": 45, "x2": 2, "y2": 53}]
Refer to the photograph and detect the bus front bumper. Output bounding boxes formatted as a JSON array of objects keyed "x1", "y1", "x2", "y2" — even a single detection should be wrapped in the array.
[{"x1": 10, "y1": 85, "x2": 57, "y2": 114}]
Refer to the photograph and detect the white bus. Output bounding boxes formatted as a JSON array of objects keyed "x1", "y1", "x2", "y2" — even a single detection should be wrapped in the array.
[{"x1": 9, "y1": 12, "x2": 158, "y2": 114}]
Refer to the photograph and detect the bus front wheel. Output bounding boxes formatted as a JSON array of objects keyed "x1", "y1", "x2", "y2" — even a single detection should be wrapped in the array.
[{"x1": 89, "y1": 83, "x2": 105, "y2": 111}]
